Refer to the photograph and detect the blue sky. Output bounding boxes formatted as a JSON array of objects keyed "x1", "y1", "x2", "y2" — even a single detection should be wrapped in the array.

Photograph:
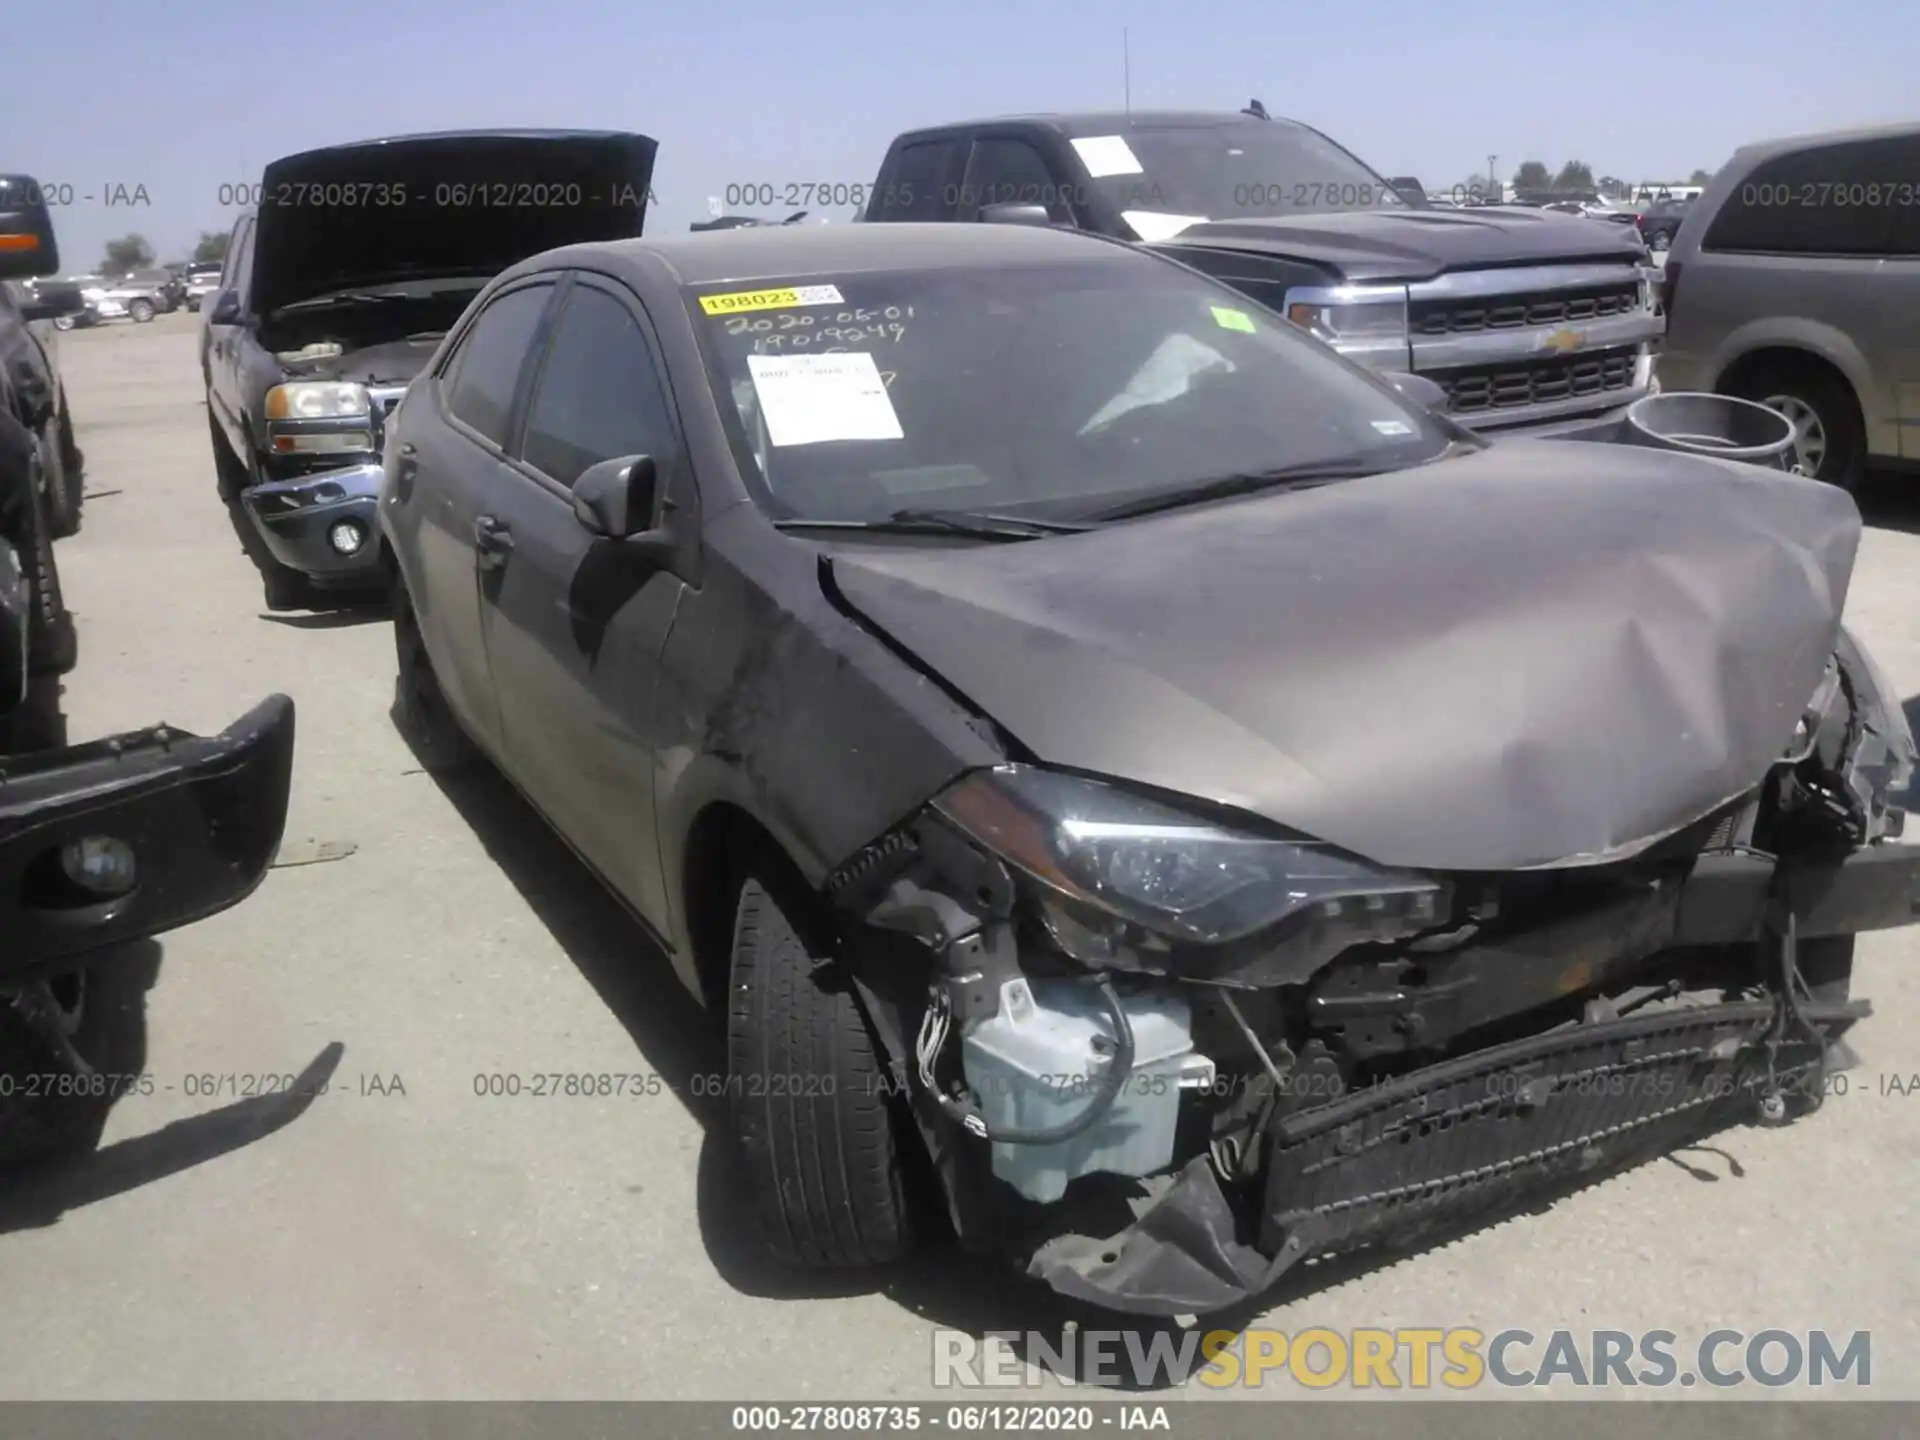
[{"x1": 6, "y1": 0, "x2": 1912, "y2": 269}]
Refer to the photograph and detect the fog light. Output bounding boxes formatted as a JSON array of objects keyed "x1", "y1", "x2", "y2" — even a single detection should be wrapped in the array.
[
  {"x1": 59, "y1": 835, "x2": 137, "y2": 898},
  {"x1": 328, "y1": 521, "x2": 365, "y2": 555}
]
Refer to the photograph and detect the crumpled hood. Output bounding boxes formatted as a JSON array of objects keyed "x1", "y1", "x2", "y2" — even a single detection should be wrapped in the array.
[
  {"x1": 826, "y1": 442, "x2": 1862, "y2": 872},
  {"x1": 1160, "y1": 207, "x2": 1645, "y2": 284}
]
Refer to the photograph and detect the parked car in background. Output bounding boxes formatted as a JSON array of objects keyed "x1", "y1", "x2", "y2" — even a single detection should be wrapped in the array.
[
  {"x1": 1659, "y1": 122, "x2": 1920, "y2": 488},
  {"x1": 184, "y1": 260, "x2": 222, "y2": 312},
  {"x1": 49, "y1": 275, "x2": 126, "y2": 330},
  {"x1": 201, "y1": 128, "x2": 658, "y2": 610},
  {"x1": 379, "y1": 219, "x2": 1918, "y2": 1316},
  {"x1": 1636, "y1": 195, "x2": 1694, "y2": 252},
  {"x1": 100, "y1": 269, "x2": 176, "y2": 321},
  {"x1": 862, "y1": 106, "x2": 1664, "y2": 435}
]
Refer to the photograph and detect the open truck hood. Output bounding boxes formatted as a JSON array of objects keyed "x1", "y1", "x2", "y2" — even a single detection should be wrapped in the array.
[
  {"x1": 249, "y1": 130, "x2": 656, "y2": 318},
  {"x1": 1159, "y1": 206, "x2": 1646, "y2": 285},
  {"x1": 827, "y1": 442, "x2": 1861, "y2": 873}
]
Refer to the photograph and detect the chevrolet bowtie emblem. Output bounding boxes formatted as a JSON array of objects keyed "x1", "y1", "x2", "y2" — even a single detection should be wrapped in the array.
[{"x1": 1540, "y1": 328, "x2": 1586, "y2": 353}]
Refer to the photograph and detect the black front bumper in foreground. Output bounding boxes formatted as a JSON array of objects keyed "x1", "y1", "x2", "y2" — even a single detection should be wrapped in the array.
[
  {"x1": 1022, "y1": 839, "x2": 1920, "y2": 1316},
  {"x1": 241, "y1": 462, "x2": 385, "y2": 587},
  {"x1": 0, "y1": 694, "x2": 295, "y2": 981}
]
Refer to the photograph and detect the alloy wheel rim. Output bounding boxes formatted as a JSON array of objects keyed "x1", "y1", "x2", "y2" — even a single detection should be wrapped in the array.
[{"x1": 1762, "y1": 394, "x2": 1826, "y2": 475}]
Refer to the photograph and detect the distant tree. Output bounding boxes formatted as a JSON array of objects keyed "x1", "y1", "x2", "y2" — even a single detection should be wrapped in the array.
[
  {"x1": 1512, "y1": 160, "x2": 1552, "y2": 193},
  {"x1": 1596, "y1": 175, "x2": 1629, "y2": 200},
  {"x1": 101, "y1": 234, "x2": 155, "y2": 274},
  {"x1": 1553, "y1": 160, "x2": 1596, "y2": 193},
  {"x1": 192, "y1": 230, "x2": 230, "y2": 264},
  {"x1": 1688, "y1": 168, "x2": 1713, "y2": 186}
]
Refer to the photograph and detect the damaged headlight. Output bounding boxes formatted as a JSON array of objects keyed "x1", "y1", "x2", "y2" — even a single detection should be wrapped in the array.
[{"x1": 934, "y1": 766, "x2": 1447, "y2": 961}]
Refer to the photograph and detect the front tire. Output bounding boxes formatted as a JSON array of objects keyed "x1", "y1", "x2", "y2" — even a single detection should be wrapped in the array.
[
  {"x1": 41, "y1": 414, "x2": 82, "y2": 540},
  {"x1": 392, "y1": 577, "x2": 478, "y2": 772},
  {"x1": 128, "y1": 299, "x2": 155, "y2": 323},
  {"x1": 17, "y1": 454, "x2": 76, "y2": 676},
  {"x1": 725, "y1": 858, "x2": 916, "y2": 1269}
]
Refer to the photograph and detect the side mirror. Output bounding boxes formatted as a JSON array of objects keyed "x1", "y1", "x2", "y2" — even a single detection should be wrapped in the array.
[
  {"x1": 20, "y1": 280, "x2": 84, "y2": 321},
  {"x1": 1386, "y1": 176, "x2": 1428, "y2": 207},
  {"x1": 979, "y1": 203, "x2": 1052, "y2": 228},
  {"x1": 571, "y1": 454, "x2": 659, "y2": 539},
  {"x1": 0, "y1": 175, "x2": 61, "y2": 281},
  {"x1": 1384, "y1": 371, "x2": 1449, "y2": 412},
  {"x1": 207, "y1": 290, "x2": 242, "y2": 324}
]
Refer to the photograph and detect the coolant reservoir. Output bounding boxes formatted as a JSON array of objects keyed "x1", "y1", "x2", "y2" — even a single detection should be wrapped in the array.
[{"x1": 959, "y1": 977, "x2": 1214, "y2": 1204}]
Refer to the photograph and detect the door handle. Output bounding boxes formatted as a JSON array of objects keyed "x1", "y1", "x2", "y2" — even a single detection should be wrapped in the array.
[{"x1": 473, "y1": 514, "x2": 514, "y2": 569}]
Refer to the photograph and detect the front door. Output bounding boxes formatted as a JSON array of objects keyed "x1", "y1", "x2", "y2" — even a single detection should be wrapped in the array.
[
  {"x1": 408, "y1": 278, "x2": 559, "y2": 753},
  {"x1": 479, "y1": 272, "x2": 689, "y2": 933}
]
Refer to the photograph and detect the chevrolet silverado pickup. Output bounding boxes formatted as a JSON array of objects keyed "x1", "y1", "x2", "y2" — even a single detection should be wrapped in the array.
[{"x1": 862, "y1": 108, "x2": 1665, "y2": 435}]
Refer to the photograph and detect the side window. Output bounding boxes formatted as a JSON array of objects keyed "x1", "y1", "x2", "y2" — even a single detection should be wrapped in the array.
[
  {"x1": 219, "y1": 216, "x2": 253, "y2": 295},
  {"x1": 444, "y1": 283, "x2": 554, "y2": 447},
  {"x1": 874, "y1": 140, "x2": 963, "y2": 223},
  {"x1": 1703, "y1": 138, "x2": 1913, "y2": 255},
  {"x1": 962, "y1": 139, "x2": 1075, "y2": 222},
  {"x1": 520, "y1": 283, "x2": 677, "y2": 489}
]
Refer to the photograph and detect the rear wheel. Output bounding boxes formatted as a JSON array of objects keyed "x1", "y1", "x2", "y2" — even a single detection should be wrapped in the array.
[
  {"x1": 725, "y1": 855, "x2": 917, "y2": 1269},
  {"x1": 128, "y1": 298, "x2": 155, "y2": 323},
  {"x1": 1729, "y1": 360, "x2": 1866, "y2": 489},
  {"x1": 392, "y1": 577, "x2": 478, "y2": 771}
]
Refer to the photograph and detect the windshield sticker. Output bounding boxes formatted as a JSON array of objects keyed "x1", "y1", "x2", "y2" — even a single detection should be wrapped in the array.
[
  {"x1": 1371, "y1": 419, "x2": 1415, "y2": 435},
  {"x1": 1210, "y1": 306, "x2": 1256, "y2": 333},
  {"x1": 1071, "y1": 135, "x2": 1145, "y2": 178},
  {"x1": 699, "y1": 284, "x2": 845, "y2": 316},
  {"x1": 1121, "y1": 210, "x2": 1209, "y2": 241},
  {"x1": 723, "y1": 303, "x2": 914, "y2": 352},
  {"x1": 748, "y1": 352, "x2": 904, "y2": 447}
]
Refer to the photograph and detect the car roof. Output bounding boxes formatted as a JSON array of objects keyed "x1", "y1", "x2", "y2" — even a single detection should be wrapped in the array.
[
  {"x1": 1729, "y1": 119, "x2": 1920, "y2": 167},
  {"x1": 895, "y1": 109, "x2": 1309, "y2": 139},
  {"x1": 554, "y1": 221, "x2": 1140, "y2": 287}
]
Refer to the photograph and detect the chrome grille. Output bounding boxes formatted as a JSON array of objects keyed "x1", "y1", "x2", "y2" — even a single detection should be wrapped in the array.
[
  {"x1": 1410, "y1": 283, "x2": 1641, "y2": 336},
  {"x1": 1431, "y1": 346, "x2": 1640, "y2": 415}
]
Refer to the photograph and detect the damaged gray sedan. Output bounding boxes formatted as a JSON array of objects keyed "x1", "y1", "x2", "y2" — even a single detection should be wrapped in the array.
[{"x1": 378, "y1": 221, "x2": 1920, "y2": 1315}]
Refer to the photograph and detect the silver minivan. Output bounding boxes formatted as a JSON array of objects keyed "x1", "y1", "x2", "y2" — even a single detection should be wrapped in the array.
[{"x1": 1659, "y1": 123, "x2": 1920, "y2": 488}]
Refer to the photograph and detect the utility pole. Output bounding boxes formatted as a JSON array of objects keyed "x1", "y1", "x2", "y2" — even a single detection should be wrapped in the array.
[{"x1": 1488, "y1": 154, "x2": 1499, "y2": 200}]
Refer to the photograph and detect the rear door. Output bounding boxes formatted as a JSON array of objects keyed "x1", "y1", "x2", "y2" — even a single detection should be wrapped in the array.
[
  {"x1": 479, "y1": 271, "x2": 690, "y2": 933},
  {"x1": 404, "y1": 277, "x2": 560, "y2": 754}
]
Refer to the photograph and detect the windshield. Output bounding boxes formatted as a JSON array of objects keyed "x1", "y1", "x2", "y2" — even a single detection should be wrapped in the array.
[
  {"x1": 1068, "y1": 122, "x2": 1409, "y2": 231},
  {"x1": 686, "y1": 256, "x2": 1455, "y2": 526}
]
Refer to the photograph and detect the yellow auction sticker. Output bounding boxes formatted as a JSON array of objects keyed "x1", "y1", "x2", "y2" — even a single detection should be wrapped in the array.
[
  {"x1": 1211, "y1": 305, "x2": 1256, "y2": 333},
  {"x1": 699, "y1": 284, "x2": 845, "y2": 315}
]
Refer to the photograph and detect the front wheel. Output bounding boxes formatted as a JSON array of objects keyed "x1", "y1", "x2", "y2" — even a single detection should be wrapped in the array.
[
  {"x1": 16, "y1": 455, "x2": 76, "y2": 676},
  {"x1": 725, "y1": 858, "x2": 917, "y2": 1269},
  {"x1": 52, "y1": 314, "x2": 75, "y2": 332},
  {"x1": 392, "y1": 577, "x2": 478, "y2": 772},
  {"x1": 128, "y1": 299, "x2": 155, "y2": 323},
  {"x1": 1648, "y1": 230, "x2": 1672, "y2": 252},
  {"x1": 41, "y1": 415, "x2": 82, "y2": 540}
]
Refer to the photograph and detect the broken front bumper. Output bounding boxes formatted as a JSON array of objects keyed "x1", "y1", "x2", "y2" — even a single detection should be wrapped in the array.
[
  {"x1": 1019, "y1": 838, "x2": 1920, "y2": 1316},
  {"x1": 241, "y1": 461, "x2": 385, "y2": 587},
  {"x1": 0, "y1": 694, "x2": 295, "y2": 982}
]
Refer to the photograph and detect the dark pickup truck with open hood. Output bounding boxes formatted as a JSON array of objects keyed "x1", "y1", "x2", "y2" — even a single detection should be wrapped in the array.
[
  {"x1": 863, "y1": 107, "x2": 1663, "y2": 436},
  {"x1": 202, "y1": 129, "x2": 656, "y2": 610}
]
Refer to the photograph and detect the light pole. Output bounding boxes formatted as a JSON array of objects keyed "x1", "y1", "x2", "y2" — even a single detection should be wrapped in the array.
[{"x1": 1487, "y1": 154, "x2": 1499, "y2": 201}]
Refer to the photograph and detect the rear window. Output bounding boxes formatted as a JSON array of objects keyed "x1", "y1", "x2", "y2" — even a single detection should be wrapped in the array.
[{"x1": 1703, "y1": 135, "x2": 1919, "y2": 255}]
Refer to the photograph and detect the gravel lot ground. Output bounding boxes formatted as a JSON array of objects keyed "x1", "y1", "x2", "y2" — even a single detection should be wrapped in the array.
[{"x1": 0, "y1": 312, "x2": 1915, "y2": 1403}]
